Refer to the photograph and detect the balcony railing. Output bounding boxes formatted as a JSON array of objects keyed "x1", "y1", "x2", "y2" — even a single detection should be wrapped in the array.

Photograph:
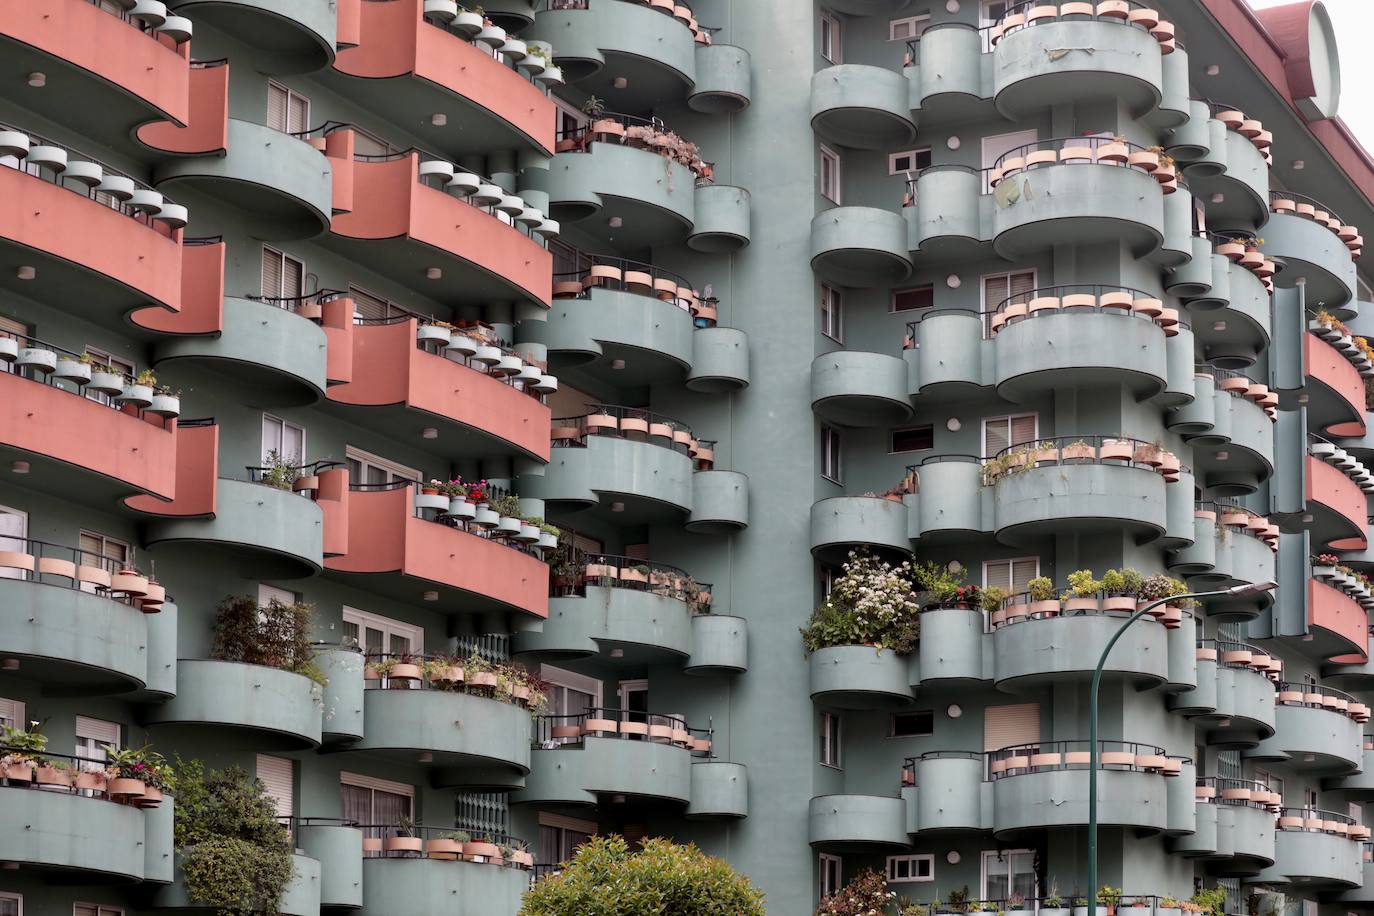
[
  {"x1": 537, "y1": 0, "x2": 719, "y2": 45},
  {"x1": 551, "y1": 553, "x2": 712, "y2": 608},
  {"x1": 1271, "y1": 189, "x2": 1363, "y2": 254},
  {"x1": 533, "y1": 707, "x2": 713, "y2": 755},
  {"x1": 550, "y1": 404, "x2": 706, "y2": 460},
  {"x1": 1198, "y1": 638, "x2": 1282, "y2": 678},
  {"x1": 0, "y1": 535, "x2": 165, "y2": 609},
  {"x1": 553, "y1": 110, "x2": 715, "y2": 185},
  {"x1": 0, "y1": 330, "x2": 179, "y2": 420},
  {"x1": 353, "y1": 479, "x2": 544, "y2": 558},
  {"x1": 987, "y1": 283, "x2": 1182, "y2": 339},
  {"x1": 1310, "y1": 436, "x2": 1374, "y2": 493},
  {"x1": 0, "y1": 747, "x2": 161, "y2": 800},
  {"x1": 1275, "y1": 806, "x2": 1361, "y2": 835},
  {"x1": 990, "y1": 135, "x2": 1176, "y2": 191},
  {"x1": 358, "y1": 651, "x2": 542, "y2": 711},
  {"x1": 1275, "y1": 681, "x2": 1366, "y2": 722},
  {"x1": 1195, "y1": 776, "x2": 1280, "y2": 810},
  {"x1": 1196, "y1": 500, "x2": 1279, "y2": 544},
  {"x1": 988, "y1": 1, "x2": 1174, "y2": 49},
  {"x1": 356, "y1": 822, "x2": 533, "y2": 867},
  {"x1": 550, "y1": 252, "x2": 718, "y2": 326},
  {"x1": 985, "y1": 434, "x2": 1185, "y2": 484},
  {"x1": 899, "y1": 749, "x2": 981, "y2": 786},
  {"x1": 419, "y1": 3, "x2": 562, "y2": 91},
  {"x1": 989, "y1": 739, "x2": 1186, "y2": 779},
  {"x1": 85, "y1": 0, "x2": 192, "y2": 41},
  {"x1": 0, "y1": 120, "x2": 187, "y2": 235}
]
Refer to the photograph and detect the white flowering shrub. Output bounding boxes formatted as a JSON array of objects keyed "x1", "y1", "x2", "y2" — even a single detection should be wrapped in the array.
[{"x1": 800, "y1": 549, "x2": 921, "y2": 654}]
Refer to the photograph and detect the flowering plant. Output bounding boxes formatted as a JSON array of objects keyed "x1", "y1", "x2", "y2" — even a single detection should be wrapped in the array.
[
  {"x1": 801, "y1": 549, "x2": 921, "y2": 655},
  {"x1": 105, "y1": 745, "x2": 175, "y2": 791},
  {"x1": 815, "y1": 868, "x2": 897, "y2": 916},
  {"x1": 0, "y1": 720, "x2": 48, "y2": 765},
  {"x1": 466, "y1": 478, "x2": 488, "y2": 503},
  {"x1": 1316, "y1": 554, "x2": 1340, "y2": 566}
]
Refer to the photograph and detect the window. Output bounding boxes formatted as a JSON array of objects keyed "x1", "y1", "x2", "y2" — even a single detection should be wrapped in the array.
[
  {"x1": 820, "y1": 284, "x2": 843, "y2": 341},
  {"x1": 257, "y1": 755, "x2": 294, "y2": 819},
  {"x1": 541, "y1": 665, "x2": 601, "y2": 718},
  {"x1": 261, "y1": 246, "x2": 304, "y2": 300},
  {"x1": 821, "y1": 425, "x2": 843, "y2": 483},
  {"x1": 820, "y1": 146, "x2": 842, "y2": 203},
  {"x1": 1255, "y1": 768, "x2": 1283, "y2": 805},
  {"x1": 820, "y1": 711, "x2": 842, "y2": 768},
  {"x1": 74, "y1": 906, "x2": 120, "y2": 916},
  {"x1": 553, "y1": 96, "x2": 589, "y2": 141},
  {"x1": 981, "y1": 269, "x2": 1037, "y2": 315},
  {"x1": 0, "y1": 893, "x2": 19, "y2": 916},
  {"x1": 820, "y1": 565, "x2": 840, "y2": 599},
  {"x1": 351, "y1": 127, "x2": 393, "y2": 158},
  {"x1": 348, "y1": 285, "x2": 396, "y2": 322},
  {"x1": 891, "y1": 710, "x2": 934, "y2": 738},
  {"x1": 892, "y1": 286, "x2": 934, "y2": 313},
  {"x1": 891, "y1": 425, "x2": 934, "y2": 454},
  {"x1": 0, "y1": 316, "x2": 24, "y2": 376},
  {"x1": 0, "y1": 508, "x2": 27, "y2": 581},
  {"x1": 1305, "y1": 788, "x2": 1319, "y2": 813},
  {"x1": 457, "y1": 792, "x2": 509, "y2": 837},
  {"x1": 982, "y1": 848, "x2": 1036, "y2": 900},
  {"x1": 74, "y1": 717, "x2": 120, "y2": 770},
  {"x1": 0, "y1": 697, "x2": 23, "y2": 730},
  {"x1": 820, "y1": 11, "x2": 841, "y2": 63},
  {"x1": 539, "y1": 813, "x2": 596, "y2": 866},
  {"x1": 819, "y1": 853, "x2": 843, "y2": 899},
  {"x1": 889, "y1": 16, "x2": 930, "y2": 41},
  {"x1": 345, "y1": 448, "x2": 420, "y2": 487},
  {"x1": 82, "y1": 347, "x2": 134, "y2": 407},
  {"x1": 341, "y1": 773, "x2": 413, "y2": 851},
  {"x1": 266, "y1": 81, "x2": 310, "y2": 134},
  {"x1": 887, "y1": 853, "x2": 934, "y2": 883},
  {"x1": 982, "y1": 558, "x2": 1040, "y2": 596},
  {"x1": 261, "y1": 414, "x2": 305, "y2": 466},
  {"x1": 979, "y1": 1, "x2": 1010, "y2": 26},
  {"x1": 342, "y1": 607, "x2": 423, "y2": 656},
  {"x1": 980, "y1": 129, "x2": 1038, "y2": 190},
  {"x1": 984, "y1": 703, "x2": 1040, "y2": 753},
  {"x1": 982, "y1": 413, "x2": 1037, "y2": 458},
  {"x1": 890, "y1": 150, "x2": 932, "y2": 178},
  {"x1": 1351, "y1": 802, "x2": 1363, "y2": 826},
  {"x1": 79, "y1": 530, "x2": 129, "y2": 583}
]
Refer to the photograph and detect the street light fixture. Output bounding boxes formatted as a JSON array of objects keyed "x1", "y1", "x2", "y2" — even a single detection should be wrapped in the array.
[{"x1": 1086, "y1": 580, "x2": 1278, "y2": 903}]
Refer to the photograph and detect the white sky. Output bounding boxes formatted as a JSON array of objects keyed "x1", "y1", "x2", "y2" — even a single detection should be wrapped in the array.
[{"x1": 1246, "y1": 0, "x2": 1374, "y2": 155}]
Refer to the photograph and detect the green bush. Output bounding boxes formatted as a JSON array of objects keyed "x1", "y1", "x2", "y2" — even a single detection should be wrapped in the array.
[
  {"x1": 520, "y1": 835, "x2": 765, "y2": 915},
  {"x1": 800, "y1": 549, "x2": 921, "y2": 655},
  {"x1": 212, "y1": 595, "x2": 326, "y2": 686}
]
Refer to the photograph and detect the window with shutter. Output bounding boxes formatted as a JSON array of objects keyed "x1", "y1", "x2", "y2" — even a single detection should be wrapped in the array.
[
  {"x1": 256, "y1": 754, "x2": 294, "y2": 819},
  {"x1": 261, "y1": 247, "x2": 282, "y2": 298},
  {"x1": 261, "y1": 247, "x2": 304, "y2": 300},
  {"x1": 78, "y1": 531, "x2": 129, "y2": 583},
  {"x1": 75, "y1": 716, "x2": 121, "y2": 755},
  {"x1": 0, "y1": 891, "x2": 18, "y2": 916},
  {"x1": 74, "y1": 905, "x2": 121, "y2": 916},
  {"x1": 267, "y1": 81, "x2": 309, "y2": 134},
  {"x1": 288, "y1": 94, "x2": 309, "y2": 134},
  {"x1": 266, "y1": 83, "x2": 288, "y2": 132},
  {"x1": 0, "y1": 697, "x2": 24, "y2": 729},
  {"x1": 348, "y1": 286, "x2": 394, "y2": 322},
  {"x1": 981, "y1": 413, "x2": 1038, "y2": 457},
  {"x1": 982, "y1": 703, "x2": 1040, "y2": 752},
  {"x1": 980, "y1": 269, "x2": 1037, "y2": 311},
  {"x1": 262, "y1": 414, "x2": 306, "y2": 466},
  {"x1": 982, "y1": 558, "x2": 1039, "y2": 594},
  {"x1": 259, "y1": 584, "x2": 295, "y2": 608}
]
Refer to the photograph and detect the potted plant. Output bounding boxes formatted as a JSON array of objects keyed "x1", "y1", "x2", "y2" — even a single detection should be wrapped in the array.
[
  {"x1": 1061, "y1": 438, "x2": 1096, "y2": 462},
  {"x1": 387, "y1": 654, "x2": 423, "y2": 685},
  {"x1": 1138, "y1": 573, "x2": 1176, "y2": 617},
  {"x1": 511, "y1": 840, "x2": 534, "y2": 868},
  {"x1": 1042, "y1": 883, "x2": 1068, "y2": 916},
  {"x1": 104, "y1": 746, "x2": 148, "y2": 800},
  {"x1": 1100, "y1": 568, "x2": 1138, "y2": 612},
  {"x1": 1028, "y1": 576, "x2": 1060, "y2": 616},
  {"x1": 75, "y1": 765, "x2": 108, "y2": 795},
  {"x1": 537, "y1": 522, "x2": 560, "y2": 550},
  {"x1": 261, "y1": 449, "x2": 300, "y2": 490},
  {"x1": 1063, "y1": 570, "x2": 1101, "y2": 612},
  {"x1": 1, "y1": 720, "x2": 48, "y2": 782},
  {"x1": 16, "y1": 344, "x2": 57, "y2": 374},
  {"x1": 1158, "y1": 898, "x2": 1182, "y2": 916},
  {"x1": 420, "y1": 480, "x2": 443, "y2": 496},
  {"x1": 446, "y1": 480, "x2": 476, "y2": 520},
  {"x1": 465, "y1": 834, "x2": 500, "y2": 861},
  {"x1": 488, "y1": 493, "x2": 523, "y2": 536},
  {"x1": 515, "y1": 516, "x2": 542, "y2": 544},
  {"x1": 34, "y1": 756, "x2": 74, "y2": 789},
  {"x1": 1095, "y1": 887, "x2": 1122, "y2": 916},
  {"x1": 54, "y1": 350, "x2": 92, "y2": 384},
  {"x1": 88, "y1": 361, "x2": 125, "y2": 395},
  {"x1": 454, "y1": 5, "x2": 484, "y2": 35},
  {"x1": 118, "y1": 368, "x2": 157, "y2": 408},
  {"x1": 148, "y1": 386, "x2": 181, "y2": 418},
  {"x1": 1121, "y1": 898, "x2": 1151, "y2": 916},
  {"x1": 466, "y1": 655, "x2": 498, "y2": 693},
  {"x1": 1006, "y1": 892, "x2": 1033, "y2": 916},
  {"x1": 427, "y1": 831, "x2": 464, "y2": 861},
  {"x1": 385, "y1": 817, "x2": 423, "y2": 854},
  {"x1": 424, "y1": 655, "x2": 464, "y2": 686},
  {"x1": 1313, "y1": 554, "x2": 1339, "y2": 580}
]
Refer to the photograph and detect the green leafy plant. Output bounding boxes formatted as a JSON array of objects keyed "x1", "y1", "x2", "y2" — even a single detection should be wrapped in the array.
[
  {"x1": 581, "y1": 95, "x2": 605, "y2": 116},
  {"x1": 1191, "y1": 887, "x2": 1227, "y2": 916},
  {"x1": 980, "y1": 586, "x2": 1007, "y2": 613},
  {"x1": 902, "y1": 904, "x2": 932, "y2": 916},
  {"x1": 211, "y1": 595, "x2": 326, "y2": 686},
  {"x1": 800, "y1": 549, "x2": 920, "y2": 655},
  {"x1": 1028, "y1": 577, "x2": 1056, "y2": 602},
  {"x1": 913, "y1": 559, "x2": 967, "y2": 602},
  {"x1": 1139, "y1": 573, "x2": 1175, "y2": 603},
  {"x1": 104, "y1": 745, "x2": 174, "y2": 791},
  {"x1": 0, "y1": 720, "x2": 48, "y2": 763},
  {"x1": 1065, "y1": 569, "x2": 1099, "y2": 599},
  {"x1": 1096, "y1": 887, "x2": 1123, "y2": 908},
  {"x1": 1120, "y1": 568, "x2": 1143, "y2": 596},
  {"x1": 520, "y1": 835, "x2": 764, "y2": 915},
  {"x1": 488, "y1": 493, "x2": 522, "y2": 518},
  {"x1": 815, "y1": 868, "x2": 896, "y2": 916},
  {"x1": 1099, "y1": 569, "x2": 1126, "y2": 595},
  {"x1": 134, "y1": 368, "x2": 157, "y2": 387},
  {"x1": 261, "y1": 449, "x2": 300, "y2": 490}
]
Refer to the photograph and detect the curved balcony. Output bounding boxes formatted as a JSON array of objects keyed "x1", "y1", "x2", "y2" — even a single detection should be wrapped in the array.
[
  {"x1": 332, "y1": 0, "x2": 554, "y2": 156},
  {"x1": 809, "y1": 495, "x2": 910, "y2": 564},
  {"x1": 327, "y1": 143, "x2": 551, "y2": 310},
  {"x1": 146, "y1": 471, "x2": 334, "y2": 579},
  {"x1": 0, "y1": 761, "x2": 173, "y2": 882},
  {"x1": 144, "y1": 658, "x2": 323, "y2": 749},
  {"x1": 154, "y1": 851, "x2": 320, "y2": 914},
  {"x1": 522, "y1": 407, "x2": 697, "y2": 524},
  {"x1": 686, "y1": 761, "x2": 748, "y2": 818},
  {"x1": 809, "y1": 645, "x2": 913, "y2": 710},
  {"x1": 1192, "y1": 253, "x2": 1272, "y2": 367},
  {"x1": 1192, "y1": 647, "x2": 1278, "y2": 748},
  {"x1": 0, "y1": 540, "x2": 172, "y2": 694},
  {"x1": 988, "y1": 285, "x2": 1177, "y2": 401},
  {"x1": 688, "y1": 326, "x2": 750, "y2": 393},
  {"x1": 0, "y1": 130, "x2": 195, "y2": 318},
  {"x1": 989, "y1": 138, "x2": 1166, "y2": 259},
  {"x1": 518, "y1": 709, "x2": 708, "y2": 805},
  {"x1": 1305, "y1": 330, "x2": 1366, "y2": 437},
  {"x1": 346, "y1": 667, "x2": 533, "y2": 788},
  {"x1": 153, "y1": 118, "x2": 332, "y2": 240},
  {"x1": 687, "y1": 613, "x2": 748, "y2": 674},
  {"x1": 1, "y1": 0, "x2": 190, "y2": 141},
  {"x1": 1257, "y1": 810, "x2": 1363, "y2": 886},
  {"x1": 903, "y1": 752, "x2": 985, "y2": 833},
  {"x1": 687, "y1": 469, "x2": 748, "y2": 534},
  {"x1": 905, "y1": 457, "x2": 986, "y2": 540},
  {"x1": 905, "y1": 309, "x2": 985, "y2": 395},
  {"x1": 1341, "y1": 852, "x2": 1374, "y2": 903},
  {"x1": 325, "y1": 481, "x2": 548, "y2": 621},
  {"x1": 991, "y1": 7, "x2": 1166, "y2": 119},
  {"x1": 810, "y1": 350, "x2": 913, "y2": 427},
  {"x1": 1188, "y1": 125, "x2": 1271, "y2": 228},
  {"x1": 990, "y1": 740, "x2": 1182, "y2": 835},
  {"x1": 325, "y1": 313, "x2": 551, "y2": 462},
  {"x1": 990, "y1": 601, "x2": 1170, "y2": 690},
  {"x1": 1326, "y1": 743, "x2": 1374, "y2": 798},
  {"x1": 810, "y1": 206, "x2": 912, "y2": 287},
  {"x1": 916, "y1": 604, "x2": 984, "y2": 683},
  {"x1": 153, "y1": 295, "x2": 328, "y2": 408},
  {"x1": 360, "y1": 846, "x2": 531, "y2": 916},
  {"x1": 689, "y1": 43, "x2": 752, "y2": 114},
  {"x1": 0, "y1": 342, "x2": 179, "y2": 505},
  {"x1": 1266, "y1": 192, "x2": 1360, "y2": 310},
  {"x1": 1189, "y1": 368, "x2": 1276, "y2": 495},
  {"x1": 1326, "y1": 630, "x2": 1374, "y2": 691},
  {"x1": 809, "y1": 794, "x2": 908, "y2": 851},
  {"x1": 524, "y1": 120, "x2": 748, "y2": 252},
  {"x1": 1171, "y1": 777, "x2": 1276, "y2": 868},
  {"x1": 810, "y1": 64, "x2": 916, "y2": 150},
  {"x1": 1246, "y1": 684, "x2": 1363, "y2": 772},
  {"x1": 298, "y1": 821, "x2": 364, "y2": 909},
  {"x1": 169, "y1": 0, "x2": 334, "y2": 73},
  {"x1": 988, "y1": 436, "x2": 1175, "y2": 546},
  {"x1": 1307, "y1": 451, "x2": 1368, "y2": 550},
  {"x1": 1173, "y1": 507, "x2": 1277, "y2": 618},
  {"x1": 514, "y1": 556, "x2": 707, "y2": 664},
  {"x1": 1308, "y1": 579, "x2": 1368, "y2": 661}
]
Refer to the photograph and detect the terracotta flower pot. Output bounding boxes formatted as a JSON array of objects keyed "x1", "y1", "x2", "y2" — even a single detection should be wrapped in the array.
[
  {"x1": 1029, "y1": 599, "x2": 1061, "y2": 617},
  {"x1": 1064, "y1": 597, "x2": 1100, "y2": 613},
  {"x1": 426, "y1": 838, "x2": 462, "y2": 860},
  {"x1": 469, "y1": 672, "x2": 498, "y2": 689},
  {"x1": 35, "y1": 764, "x2": 72, "y2": 788},
  {"x1": 362, "y1": 837, "x2": 383, "y2": 853},
  {"x1": 430, "y1": 665, "x2": 464, "y2": 684},
  {"x1": 1102, "y1": 595, "x2": 1136, "y2": 612},
  {"x1": 384, "y1": 836, "x2": 424, "y2": 854},
  {"x1": 512, "y1": 685, "x2": 531, "y2": 703},
  {"x1": 388, "y1": 663, "x2": 422, "y2": 682},
  {"x1": 137, "y1": 786, "x2": 164, "y2": 808},
  {"x1": 465, "y1": 841, "x2": 499, "y2": 859},
  {"x1": 110, "y1": 777, "x2": 146, "y2": 799},
  {"x1": 363, "y1": 665, "x2": 383, "y2": 682},
  {"x1": 512, "y1": 850, "x2": 534, "y2": 868},
  {"x1": 76, "y1": 770, "x2": 107, "y2": 794},
  {"x1": 4, "y1": 761, "x2": 35, "y2": 783}
]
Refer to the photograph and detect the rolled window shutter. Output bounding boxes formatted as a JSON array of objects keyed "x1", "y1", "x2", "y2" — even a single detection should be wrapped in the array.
[
  {"x1": 1011, "y1": 558, "x2": 1039, "y2": 593},
  {"x1": 267, "y1": 84, "x2": 288, "y2": 133},
  {"x1": 983, "y1": 276, "x2": 1008, "y2": 310},
  {"x1": 349, "y1": 287, "x2": 390, "y2": 320},
  {"x1": 282, "y1": 256, "x2": 303, "y2": 300},
  {"x1": 983, "y1": 703, "x2": 1040, "y2": 752},
  {"x1": 1010, "y1": 414, "x2": 1038, "y2": 446},
  {"x1": 288, "y1": 94, "x2": 309, "y2": 134},
  {"x1": 1010, "y1": 270, "x2": 1036, "y2": 298},
  {"x1": 262, "y1": 248, "x2": 282, "y2": 297},
  {"x1": 256, "y1": 754, "x2": 294, "y2": 819},
  {"x1": 983, "y1": 419, "x2": 1009, "y2": 457},
  {"x1": 0, "y1": 697, "x2": 23, "y2": 728},
  {"x1": 984, "y1": 561, "x2": 1011, "y2": 593},
  {"x1": 75, "y1": 716, "x2": 121, "y2": 747}
]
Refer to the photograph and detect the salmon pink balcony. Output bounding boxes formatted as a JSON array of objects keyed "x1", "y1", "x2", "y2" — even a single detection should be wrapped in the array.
[
  {"x1": 330, "y1": 0, "x2": 555, "y2": 156},
  {"x1": 325, "y1": 481, "x2": 549, "y2": 621},
  {"x1": 1307, "y1": 448, "x2": 1369, "y2": 551},
  {"x1": 1, "y1": 0, "x2": 191, "y2": 144},
  {"x1": 1308, "y1": 579, "x2": 1369, "y2": 663},
  {"x1": 324, "y1": 310, "x2": 551, "y2": 463},
  {"x1": 325, "y1": 140, "x2": 552, "y2": 309},
  {"x1": 1306, "y1": 326, "x2": 1368, "y2": 437}
]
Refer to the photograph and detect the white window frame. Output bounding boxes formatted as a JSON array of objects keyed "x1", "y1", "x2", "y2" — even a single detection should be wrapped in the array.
[
  {"x1": 979, "y1": 1, "x2": 1010, "y2": 27},
  {"x1": 981, "y1": 557, "x2": 1040, "y2": 591},
  {"x1": 890, "y1": 148, "x2": 931, "y2": 177},
  {"x1": 980, "y1": 129, "x2": 1039, "y2": 190},
  {"x1": 0, "y1": 696, "x2": 24, "y2": 730},
  {"x1": 820, "y1": 711, "x2": 842, "y2": 768},
  {"x1": 73, "y1": 906, "x2": 122, "y2": 916},
  {"x1": 981, "y1": 412, "x2": 1038, "y2": 459},
  {"x1": 261, "y1": 413, "x2": 306, "y2": 466},
  {"x1": 978, "y1": 269, "x2": 1038, "y2": 313},
  {"x1": 267, "y1": 80, "x2": 310, "y2": 134},
  {"x1": 0, "y1": 893, "x2": 19, "y2": 916},
  {"x1": 261, "y1": 245, "x2": 305, "y2": 300},
  {"x1": 821, "y1": 425, "x2": 843, "y2": 484},
  {"x1": 540, "y1": 664, "x2": 604, "y2": 710},
  {"x1": 552, "y1": 95, "x2": 590, "y2": 137},
  {"x1": 980, "y1": 847, "x2": 1037, "y2": 901},
  {"x1": 345, "y1": 447, "x2": 420, "y2": 486},
  {"x1": 820, "y1": 284, "x2": 843, "y2": 341},
  {"x1": 820, "y1": 10, "x2": 842, "y2": 63},
  {"x1": 820, "y1": 145, "x2": 842, "y2": 204},
  {"x1": 342, "y1": 607, "x2": 424, "y2": 655},
  {"x1": 74, "y1": 716, "x2": 121, "y2": 769},
  {"x1": 819, "y1": 853, "x2": 843, "y2": 899},
  {"x1": 887, "y1": 853, "x2": 935, "y2": 883},
  {"x1": 888, "y1": 15, "x2": 930, "y2": 41}
]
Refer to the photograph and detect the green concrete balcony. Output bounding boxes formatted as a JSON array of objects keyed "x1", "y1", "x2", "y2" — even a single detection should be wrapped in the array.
[
  {"x1": 810, "y1": 350, "x2": 913, "y2": 427},
  {"x1": 154, "y1": 851, "x2": 321, "y2": 913},
  {"x1": 809, "y1": 644, "x2": 913, "y2": 709},
  {"x1": 810, "y1": 206, "x2": 913, "y2": 287},
  {"x1": 314, "y1": 646, "x2": 365, "y2": 743},
  {"x1": 1325, "y1": 632, "x2": 1374, "y2": 691},
  {"x1": 360, "y1": 849, "x2": 531, "y2": 916},
  {"x1": 688, "y1": 326, "x2": 751, "y2": 393},
  {"x1": 809, "y1": 495, "x2": 910, "y2": 564},
  {"x1": 990, "y1": 602, "x2": 1170, "y2": 689},
  {"x1": 1188, "y1": 368, "x2": 1276, "y2": 495},
  {"x1": 904, "y1": 457, "x2": 985, "y2": 540},
  {"x1": 687, "y1": 469, "x2": 749, "y2": 534},
  {"x1": 686, "y1": 761, "x2": 748, "y2": 818},
  {"x1": 915, "y1": 605, "x2": 984, "y2": 683},
  {"x1": 990, "y1": 139, "x2": 1166, "y2": 259},
  {"x1": 167, "y1": 0, "x2": 336, "y2": 72},
  {"x1": 153, "y1": 296, "x2": 329, "y2": 407},
  {"x1": 1325, "y1": 743, "x2": 1374, "y2": 797},
  {"x1": 298, "y1": 821, "x2": 364, "y2": 909},
  {"x1": 0, "y1": 539, "x2": 175, "y2": 695},
  {"x1": 1257, "y1": 810, "x2": 1363, "y2": 886},
  {"x1": 690, "y1": 43, "x2": 752, "y2": 114},
  {"x1": 1340, "y1": 854, "x2": 1374, "y2": 903},
  {"x1": 144, "y1": 658, "x2": 324, "y2": 749},
  {"x1": 1169, "y1": 503, "x2": 1279, "y2": 592},
  {"x1": 1180, "y1": 253, "x2": 1273, "y2": 368},
  {"x1": 526, "y1": 120, "x2": 749, "y2": 251},
  {"x1": 991, "y1": 11, "x2": 1165, "y2": 119},
  {"x1": 1187, "y1": 124, "x2": 1271, "y2": 228},
  {"x1": 908, "y1": 165, "x2": 985, "y2": 257},
  {"x1": 1172, "y1": 644, "x2": 1278, "y2": 747},
  {"x1": 905, "y1": 25, "x2": 983, "y2": 116},
  {"x1": 153, "y1": 118, "x2": 333, "y2": 240},
  {"x1": 808, "y1": 794, "x2": 908, "y2": 851},
  {"x1": 987, "y1": 436, "x2": 1175, "y2": 546},
  {"x1": 902, "y1": 751, "x2": 985, "y2": 834},
  {"x1": 1265, "y1": 193, "x2": 1360, "y2": 310},
  {"x1": 527, "y1": 406, "x2": 698, "y2": 523},
  {"x1": 1170, "y1": 777, "x2": 1276, "y2": 868},
  {"x1": 810, "y1": 64, "x2": 916, "y2": 150},
  {"x1": 1245, "y1": 684, "x2": 1363, "y2": 772},
  {"x1": 989, "y1": 740, "x2": 1184, "y2": 835},
  {"x1": 516, "y1": 710, "x2": 709, "y2": 805},
  {"x1": 0, "y1": 766, "x2": 174, "y2": 882},
  {"x1": 686, "y1": 613, "x2": 749, "y2": 674},
  {"x1": 903, "y1": 309, "x2": 985, "y2": 395}
]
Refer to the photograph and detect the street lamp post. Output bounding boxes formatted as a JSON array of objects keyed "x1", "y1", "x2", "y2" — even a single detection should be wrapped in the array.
[{"x1": 1085, "y1": 581, "x2": 1278, "y2": 906}]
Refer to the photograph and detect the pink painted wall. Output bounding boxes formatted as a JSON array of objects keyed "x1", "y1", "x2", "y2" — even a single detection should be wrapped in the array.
[
  {"x1": 126, "y1": 422, "x2": 220, "y2": 517},
  {"x1": 1307, "y1": 455, "x2": 1368, "y2": 548},
  {"x1": 1309, "y1": 579, "x2": 1369, "y2": 662},
  {"x1": 325, "y1": 318, "x2": 551, "y2": 460},
  {"x1": 317, "y1": 467, "x2": 350, "y2": 558},
  {"x1": 1306, "y1": 333, "x2": 1367, "y2": 437},
  {"x1": 334, "y1": 0, "x2": 553, "y2": 154},
  {"x1": 3, "y1": 0, "x2": 190, "y2": 126},
  {"x1": 131, "y1": 240, "x2": 226, "y2": 335},
  {"x1": 325, "y1": 129, "x2": 355, "y2": 216},
  {"x1": 337, "y1": 0, "x2": 362, "y2": 48},
  {"x1": 321, "y1": 298, "x2": 355, "y2": 385},
  {"x1": 137, "y1": 62, "x2": 229, "y2": 155}
]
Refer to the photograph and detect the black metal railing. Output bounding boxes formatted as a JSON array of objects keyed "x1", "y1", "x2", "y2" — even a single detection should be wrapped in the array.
[
  {"x1": 351, "y1": 479, "x2": 541, "y2": 558},
  {"x1": 1269, "y1": 189, "x2": 1350, "y2": 231},
  {"x1": 0, "y1": 330, "x2": 174, "y2": 419},
  {"x1": 1275, "y1": 807, "x2": 1357, "y2": 830},
  {"x1": 1275, "y1": 681, "x2": 1357, "y2": 708},
  {"x1": 0, "y1": 536, "x2": 162, "y2": 605},
  {"x1": 245, "y1": 459, "x2": 343, "y2": 491},
  {"x1": 554, "y1": 554, "x2": 712, "y2": 608},
  {"x1": 989, "y1": 435, "x2": 1184, "y2": 473},
  {"x1": 992, "y1": 135, "x2": 1161, "y2": 173},
  {"x1": 533, "y1": 707, "x2": 711, "y2": 752},
  {"x1": 355, "y1": 823, "x2": 532, "y2": 867},
  {"x1": 1195, "y1": 776, "x2": 1275, "y2": 809},
  {"x1": 988, "y1": 739, "x2": 1184, "y2": 779},
  {"x1": 357, "y1": 651, "x2": 542, "y2": 709},
  {"x1": 551, "y1": 404, "x2": 697, "y2": 452},
  {"x1": 553, "y1": 110, "x2": 714, "y2": 184},
  {"x1": 0, "y1": 747, "x2": 143, "y2": 799},
  {"x1": 551, "y1": 253, "x2": 696, "y2": 304}
]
